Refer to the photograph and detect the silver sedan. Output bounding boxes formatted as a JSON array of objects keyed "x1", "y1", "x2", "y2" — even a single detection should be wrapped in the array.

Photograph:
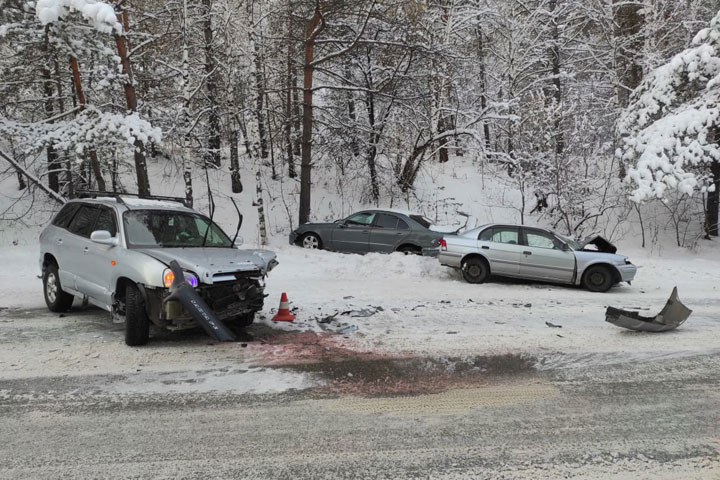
[{"x1": 438, "y1": 224, "x2": 637, "y2": 292}]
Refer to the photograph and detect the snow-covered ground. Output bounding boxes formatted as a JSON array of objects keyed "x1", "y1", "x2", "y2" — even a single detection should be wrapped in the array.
[{"x1": 2, "y1": 239, "x2": 719, "y2": 370}]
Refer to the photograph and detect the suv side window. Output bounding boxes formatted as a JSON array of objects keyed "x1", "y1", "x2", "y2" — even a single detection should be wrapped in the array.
[
  {"x1": 374, "y1": 213, "x2": 399, "y2": 229},
  {"x1": 52, "y1": 203, "x2": 80, "y2": 229},
  {"x1": 67, "y1": 205, "x2": 100, "y2": 238},
  {"x1": 94, "y1": 207, "x2": 118, "y2": 237}
]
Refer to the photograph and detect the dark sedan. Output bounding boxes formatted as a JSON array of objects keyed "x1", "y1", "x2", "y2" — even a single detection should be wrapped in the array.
[{"x1": 290, "y1": 209, "x2": 447, "y2": 255}]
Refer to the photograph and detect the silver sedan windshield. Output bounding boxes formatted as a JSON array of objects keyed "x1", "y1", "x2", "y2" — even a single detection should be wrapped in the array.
[{"x1": 555, "y1": 233, "x2": 581, "y2": 251}]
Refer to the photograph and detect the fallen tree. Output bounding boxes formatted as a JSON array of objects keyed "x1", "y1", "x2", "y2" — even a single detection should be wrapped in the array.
[{"x1": 0, "y1": 148, "x2": 66, "y2": 205}]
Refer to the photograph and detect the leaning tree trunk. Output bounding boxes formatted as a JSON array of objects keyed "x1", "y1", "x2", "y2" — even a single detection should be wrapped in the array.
[{"x1": 115, "y1": 2, "x2": 150, "y2": 197}]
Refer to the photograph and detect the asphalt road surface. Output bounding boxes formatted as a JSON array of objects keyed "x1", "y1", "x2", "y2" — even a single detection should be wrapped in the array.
[{"x1": 1, "y1": 306, "x2": 719, "y2": 479}]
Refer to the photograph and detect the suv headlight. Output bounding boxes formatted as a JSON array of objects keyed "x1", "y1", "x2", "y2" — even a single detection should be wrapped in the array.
[{"x1": 162, "y1": 269, "x2": 198, "y2": 288}]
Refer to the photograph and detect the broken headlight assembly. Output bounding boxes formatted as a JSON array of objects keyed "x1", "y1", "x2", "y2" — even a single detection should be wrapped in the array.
[{"x1": 162, "y1": 268, "x2": 198, "y2": 288}]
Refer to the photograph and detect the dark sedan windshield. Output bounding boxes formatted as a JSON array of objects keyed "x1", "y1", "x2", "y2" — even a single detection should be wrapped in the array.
[{"x1": 123, "y1": 210, "x2": 232, "y2": 248}]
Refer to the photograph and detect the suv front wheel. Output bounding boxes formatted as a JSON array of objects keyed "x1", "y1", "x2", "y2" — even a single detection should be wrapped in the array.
[
  {"x1": 125, "y1": 283, "x2": 150, "y2": 346},
  {"x1": 43, "y1": 263, "x2": 74, "y2": 312}
]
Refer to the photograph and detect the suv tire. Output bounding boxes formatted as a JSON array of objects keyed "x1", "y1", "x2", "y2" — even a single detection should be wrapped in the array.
[
  {"x1": 43, "y1": 263, "x2": 74, "y2": 312},
  {"x1": 125, "y1": 283, "x2": 150, "y2": 346},
  {"x1": 235, "y1": 312, "x2": 255, "y2": 328}
]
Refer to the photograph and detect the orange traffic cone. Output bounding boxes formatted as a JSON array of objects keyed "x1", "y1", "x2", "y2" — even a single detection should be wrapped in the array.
[{"x1": 272, "y1": 292, "x2": 295, "y2": 322}]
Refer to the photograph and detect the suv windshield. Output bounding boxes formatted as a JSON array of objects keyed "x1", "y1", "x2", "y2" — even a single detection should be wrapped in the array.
[{"x1": 123, "y1": 210, "x2": 232, "y2": 248}]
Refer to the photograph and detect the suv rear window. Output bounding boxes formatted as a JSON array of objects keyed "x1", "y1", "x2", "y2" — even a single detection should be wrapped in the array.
[
  {"x1": 52, "y1": 203, "x2": 80, "y2": 228},
  {"x1": 67, "y1": 205, "x2": 100, "y2": 238}
]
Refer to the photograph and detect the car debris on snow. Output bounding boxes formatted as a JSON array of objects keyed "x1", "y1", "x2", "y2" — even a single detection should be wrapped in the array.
[
  {"x1": 545, "y1": 322, "x2": 562, "y2": 328},
  {"x1": 605, "y1": 287, "x2": 692, "y2": 332}
]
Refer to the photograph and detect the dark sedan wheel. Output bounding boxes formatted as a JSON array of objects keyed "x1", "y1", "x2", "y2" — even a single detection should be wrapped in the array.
[
  {"x1": 398, "y1": 245, "x2": 421, "y2": 255},
  {"x1": 301, "y1": 233, "x2": 322, "y2": 250},
  {"x1": 461, "y1": 257, "x2": 490, "y2": 284},
  {"x1": 582, "y1": 265, "x2": 613, "y2": 293},
  {"x1": 43, "y1": 263, "x2": 74, "y2": 312}
]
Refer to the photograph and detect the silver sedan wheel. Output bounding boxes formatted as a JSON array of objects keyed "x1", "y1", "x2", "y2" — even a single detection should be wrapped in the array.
[
  {"x1": 302, "y1": 234, "x2": 320, "y2": 249},
  {"x1": 46, "y1": 272, "x2": 58, "y2": 303}
]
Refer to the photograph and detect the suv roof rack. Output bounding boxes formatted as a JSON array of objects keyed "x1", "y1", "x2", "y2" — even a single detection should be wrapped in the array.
[{"x1": 76, "y1": 190, "x2": 191, "y2": 208}]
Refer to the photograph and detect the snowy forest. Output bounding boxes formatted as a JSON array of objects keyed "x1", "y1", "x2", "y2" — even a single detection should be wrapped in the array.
[{"x1": 2, "y1": 0, "x2": 720, "y2": 247}]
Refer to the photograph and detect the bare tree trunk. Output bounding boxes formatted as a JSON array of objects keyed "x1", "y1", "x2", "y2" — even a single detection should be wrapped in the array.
[
  {"x1": 365, "y1": 89, "x2": 380, "y2": 203},
  {"x1": 477, "y1": 25, "x2": 491, "y2": 151},
  {"x1": 265, "y1": 92, "x2": 277, "y2": 179},
  {"x1": 285, "y1": 2, "x2": 297, "y2": 178},
  {"x1": 299, "y1": 8, "x2": 323, "y2": 225},
  {"x1": 181, "y1": 0, "x2": 194, "y2": 207},
  {"x1": 292, "y1": 63, "x2": 301, "y2": 158},
  {"x1": 707, "y1": 161, "x2": 720, "y2": 237},
  {"x1": 69, "y1": 57, "x2": 106, "y2": 192},
  {"x1": 202, "y1": 0, "x2": 221, "y2": 166},
  {"x1": 613, "y1": 0, "x2": 644, "y2": 108},
  {"x1": 230, "y1": 128, "x2": 242, "y2": 193},
  {"x1": 114, "y1": 3, "x2": 150, "y2": 197},
  {"x1": 548, "y1": 0, "x2": 564, "y2": 156},
  {"x1": 42, "y1": 29, "x2": 60, "y2": 193},
  {"x1": 256, "y1": 169, "x2": 268, "y2": 245},
  {"x1": 253, "y1": 41, "x2": 269, "y2": 160},
  {"x1": 614, "y1": 0, "x2": 643, "y2": 178}
]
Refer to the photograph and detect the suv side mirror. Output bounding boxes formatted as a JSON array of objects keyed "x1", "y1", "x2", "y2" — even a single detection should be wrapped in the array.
[{"x1": 90, "y1": 230, "x2": 118, "y2": 246}]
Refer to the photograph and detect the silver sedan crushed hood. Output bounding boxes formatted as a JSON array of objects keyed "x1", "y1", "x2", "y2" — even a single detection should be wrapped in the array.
[
  {"x1": 138, "y1": 247, "x2": 277, "y2": 284},
  {"x1": 578, "y1": 235, "x2": 617, "y2": 254}
]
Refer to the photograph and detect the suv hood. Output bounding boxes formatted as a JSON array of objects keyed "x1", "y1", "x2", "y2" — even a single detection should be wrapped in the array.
[{"x1": 138, "y1": 247, "x2": 277, "y2": 284}]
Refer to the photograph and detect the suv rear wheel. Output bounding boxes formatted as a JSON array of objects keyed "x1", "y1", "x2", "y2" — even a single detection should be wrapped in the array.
[
  {"x1": 125, "y1": 283, "x2": 150, "y2": 346},
  {"x1": 43, "y1": 263, "x2": 74, "y2": 312}
]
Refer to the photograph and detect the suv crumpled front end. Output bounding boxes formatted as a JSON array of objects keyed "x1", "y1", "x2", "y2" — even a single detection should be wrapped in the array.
[{"x1": 137, "y1": 247, "x2": 278, "y2": 330}]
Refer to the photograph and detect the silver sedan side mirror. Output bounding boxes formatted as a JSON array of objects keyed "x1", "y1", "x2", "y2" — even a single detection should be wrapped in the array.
[{"x1": 90, "y1": 230, "x2": 118, "y2": 246}]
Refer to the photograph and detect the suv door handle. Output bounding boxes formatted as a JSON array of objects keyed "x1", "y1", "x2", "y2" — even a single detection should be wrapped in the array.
[
  {"x1": 83, "y1": 246, "x2": 90, "y2": 254},
  {"x1": 481, "y1": 246, "x2": 489, "y2": 250},
  {"x1": 56, "y1": 238, "x2": 63, "y2": 244},
  {"x1": 523, "y1": 251, "x2": 532, "y2": 255},
  {"x1": 395, "y1": 232, "x2": 404, "y2": 236}
]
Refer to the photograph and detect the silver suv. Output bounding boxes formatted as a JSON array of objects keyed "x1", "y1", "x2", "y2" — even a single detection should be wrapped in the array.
[{"x1": 39, "y1": 195, "x2": 277, "y2": 345}]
